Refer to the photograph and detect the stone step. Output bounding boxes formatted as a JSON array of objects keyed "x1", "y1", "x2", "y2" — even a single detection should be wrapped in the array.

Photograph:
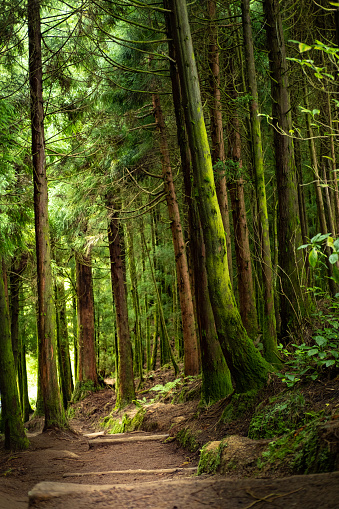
[{"x1": 63, "y1": 466, "x2": 197, "y2": 478}]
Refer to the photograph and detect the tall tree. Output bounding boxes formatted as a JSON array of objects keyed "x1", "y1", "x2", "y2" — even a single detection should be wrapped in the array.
[
  {"x1": 107, "y1": 200, "x2": 136, "y2": 407},
  {"x1": 168, "y1": 0, "x2": 271, "y2": 392},
  {"x1": 241, "y1": 0, "x2": 279, "y2": 362},
  {"x1": 28, "y1": 0, "x2": 65, "y2": 429},
  {"x1": 263, "y1": 0, "x2": 305, "y2": 333},
  {"x1": 152, "y1": 92, "x2": 199, "y2": 376},
  {"x1": 75, "y1": 251, "x2": 98, "y2": 392},
  {"x1": 0, "y1": 261, "x2": 29, "y2": 450}
]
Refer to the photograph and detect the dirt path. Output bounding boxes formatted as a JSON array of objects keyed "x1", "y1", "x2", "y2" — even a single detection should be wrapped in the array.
[{"x1": 1, "y1": 426, "x2": 339, "y2": 508}]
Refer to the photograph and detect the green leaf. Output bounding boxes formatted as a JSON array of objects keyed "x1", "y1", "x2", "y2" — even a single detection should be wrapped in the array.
[
  {"x1": 309, "y1": 247, "x2": 318, "y2": 268},
  {"x1": 312, "y1": 109, "x2": 320, "y2": 116},
  {"x1": 307, "y1": 348, "x2": 319, "y2": 356},
  {"x1": 333, "y1": 264, "x2": 339, "y2": 284},
  {"x1": 298, "y1": 243, "x2": 311, "y2": 250},
  {"x1": 314, "y1": 336, "x2": 327, "y2": 347},
  {"x1": 318, "y1": 351, "x2": 326, "y2": 359},
  {"x1": 333, "y1": 239, "x2": 339, "y2": 250},
  {"x1": 299, "y1": 43, "x2": 312, "y2": 53},
  {"x1": 329, "y1": 253, "x2": 339, "y2": 264},
  {"x1": 325, "y1": 359, "x2": 335, "y2": 367}
]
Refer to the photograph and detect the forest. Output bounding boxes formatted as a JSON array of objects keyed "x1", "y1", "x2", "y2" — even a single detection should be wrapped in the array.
[{"x1": 0, "y1": 0, "x2": 339, "y2": 463}]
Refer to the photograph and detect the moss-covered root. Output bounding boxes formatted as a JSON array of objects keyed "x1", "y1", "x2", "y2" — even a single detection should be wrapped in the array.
[
  {"x1": 176, "y1": 427, "x2": 200, "y2": 452},
  {"x1": 101, "y1": 407, "x2": 146, "y2": 434},
  {"x1": 220, "y1": 390, "x2": 259, "y2": 423},
  {"x1": 72, "y1": 380, "x2": 97, "y2": 403},
  {"x1": 198, "y1": 440, "x2": 227, "y2": 475}
]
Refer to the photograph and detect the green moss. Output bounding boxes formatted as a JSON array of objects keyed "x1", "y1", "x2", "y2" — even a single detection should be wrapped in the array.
[
  {"x1": 176, "y1": 427, "x2": 200, "y2": 452},
  {"x1": 220, "y1": 390, "x2": 258, "y2": 423},
  {"x1": 72, "y1": 380, "x2": 98, "y2": 403},
  {"x1": 259, "y1": 415, "x2": 336, "y2": 474},
  {"x1": 101, "y1": 407, "x2": 146, "y2": 434},
  {"x1": 248, "y1": 392, "x2": 306, "y2": 439},
  {"x1": 197, "y1": 440, "x2": 227, "y2": 475}
]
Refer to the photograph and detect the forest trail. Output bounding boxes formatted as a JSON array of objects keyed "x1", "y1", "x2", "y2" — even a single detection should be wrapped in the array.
[{"x1": 1, "y1": 426, "x2": 339, "y2": 508}]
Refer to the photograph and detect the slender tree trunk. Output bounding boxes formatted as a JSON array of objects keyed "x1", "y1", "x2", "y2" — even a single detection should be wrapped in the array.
[
  {"x1": 263, "y1": 0, "x2": 305, "y2": 333},
  {"x1": 71, "y1": 261, "x2": 78, "y2": 380},
  {"x1": 241, "y1": 0, "x2": 278, "y2": 362},
  {"x1": 107, "y1": 201, "x2": 135, "y2": 407},
  {"x1": 141, "y1": 230, "x2": 179, "y2": 374},
  {"x1": 152, "y1": 92, "x2": 199, "y2": 376},
  {"x1": 207, "y1": 0, "x2": 233, "y2": 280},
  {"x1": 19, "y1": 342, "x2": 33, "y2": 422},
  {"x1": 9, "y1": 254, "x2": 28, "y2": 370},
  {"x1": 75, "y1": 252, "x2": 98, "y2": 391},
  {"x1": 125, "y1": 223, "x2": 143, "y2": 383},
  {"x1": 28, "y1": 0, "x2": 65, "y2": 429},
  {"x1": 168, "y1": 0, "x2": 270, "y2": 392},
  {"x1": 304, "y1": 96, "x2": 336, "y2": 296},
  {"x1": 55, "y1": 279, "x2": 74, "y2": 408},
  {"x1": 227, "y1": 109, "x2": 258, "y2": 338},
  {"x1": 0, "y1": 262, "x2": 29, "y2": 450}
]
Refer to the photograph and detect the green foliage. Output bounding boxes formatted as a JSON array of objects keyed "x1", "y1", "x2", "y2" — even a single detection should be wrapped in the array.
[
  {"x1": 259, "y1": 414, "x2": 336, "y2": 474},
  {"x1": 248, "y1": 392, "x2": 306, "y2": 439},
  {"x1": 276, "y1": 314, "x2": 339, "y2": 387},
  {"x1": 149, "y1": 378, "x2": 182, "y2": 394}
]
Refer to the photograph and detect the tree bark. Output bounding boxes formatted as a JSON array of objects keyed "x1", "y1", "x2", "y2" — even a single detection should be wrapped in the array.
[
  {"x1": 28, "y1": 0, "x2": 65, "y2": 429},
  {"x1": 107, "y1": 201, "x2": 135, "y2": 407},
  {"x1": 207, "y1": 0, "x2": 233, "y2": 281},
  {"x1": 227, "y1": 109, "x2": 258, "y2": 339},
  {"x1": 241, "y1": 0, "x2": 279, "y2": 362},
  {"x1": 168, "y1": 0, "x2": 270, "y2": 392},
  {"x1": 75, "y1": 252, "x2": 98, "y2": 388},
  {"x1": 55, "y1": 279, "x2": 74, "y2": 408},
  {"x1": 0, "y1": 261, "x2": 29, "y2": 450},
  {"x1": 152, "y1": 92, "x2": 199, "y2": 376},
  {"x1": 263, "y1": 0, "x2": 305, "y2": 333}
]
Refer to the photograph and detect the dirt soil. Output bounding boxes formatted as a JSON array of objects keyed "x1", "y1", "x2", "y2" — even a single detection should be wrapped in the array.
[{"x1": 0, "y1": 367, "x2": 339, "y2": 508}]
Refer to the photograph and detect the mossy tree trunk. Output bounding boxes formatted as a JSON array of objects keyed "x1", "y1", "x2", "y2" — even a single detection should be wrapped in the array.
[
  {"x1": 55, "y1": 279, "x2": 74, "y2": 408},
  {"x1": 152, "y1": 92, "x2": 199, "y2": 376},
  {"x1": 227, "y1": 106, "x2": 258, "y2": 339},
  {"x1": 75, "y1": 252, "x2": 98, "y2": 391},
  {"x1": 28, "y1": 0, "x2": 65, "y2": 430},
  {"x1": 164, "y1": 14, "x2": 233, "y2": 400},
  {"x1": 168, "y1": 0, "x2": 270, "y2": 392},
  {"x1": 263, "y1": 0, "x2": 305, "y2": 333},
  {"x1": 241, "y1": 0, "x2": 279, "y2": 362},
  {"x1": 107, "y1": 200, "x2": 136, "y2": 408},
  {"x1": 0, "y1": 261, "x2": 29, "y2": 450},
  {"x1": 125, "y1": 223, "x2": 143, "y2": 383},
  {"x1": 207, "y1": 0, "x2": 233, "y2": 281}
]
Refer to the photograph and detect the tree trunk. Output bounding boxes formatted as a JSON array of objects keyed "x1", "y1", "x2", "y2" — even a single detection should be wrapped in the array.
[
  {"x1": 75, "y1": 252, "x2": 98, "y2": 389},
  {"x1": 125, "y1": 223, "x2": 143, "y2": 383},
  {"x1": 107, "y1": 201, "x2": 135, "y2": 407},
  {"x1": 0, "y1": 261, "x2": 29, "y2": 450},
  {"x1": 227, "y1": 109, "x2": 258, "y2": 339},
  {"x1": 263, "y1": 0, "x2": 305, "y2": 333},
  {"x1": 28, "y1": 0, "x2": 65, "y2": 429},
  {"x1": 164, "y1": 7, "x2": 232, "y2": 400},
  {"x1": 9, "y1": 254, "x2": 28, "y2": 370},
  {"x1": 152, "y1": 92, "x2": 199, "y2": 376},
  {"x1": 55, "y1": 279, "x2": 74, "y2": 408},
  {"x1": 168, "y1": 0, "x2": 270, "y2": 392},
  {"x1": 207, "y1": 0, "x2": 233, "y2": 281},
  {"x1": 241, "y1": 0, "x2": 279, "y2": 363}
]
